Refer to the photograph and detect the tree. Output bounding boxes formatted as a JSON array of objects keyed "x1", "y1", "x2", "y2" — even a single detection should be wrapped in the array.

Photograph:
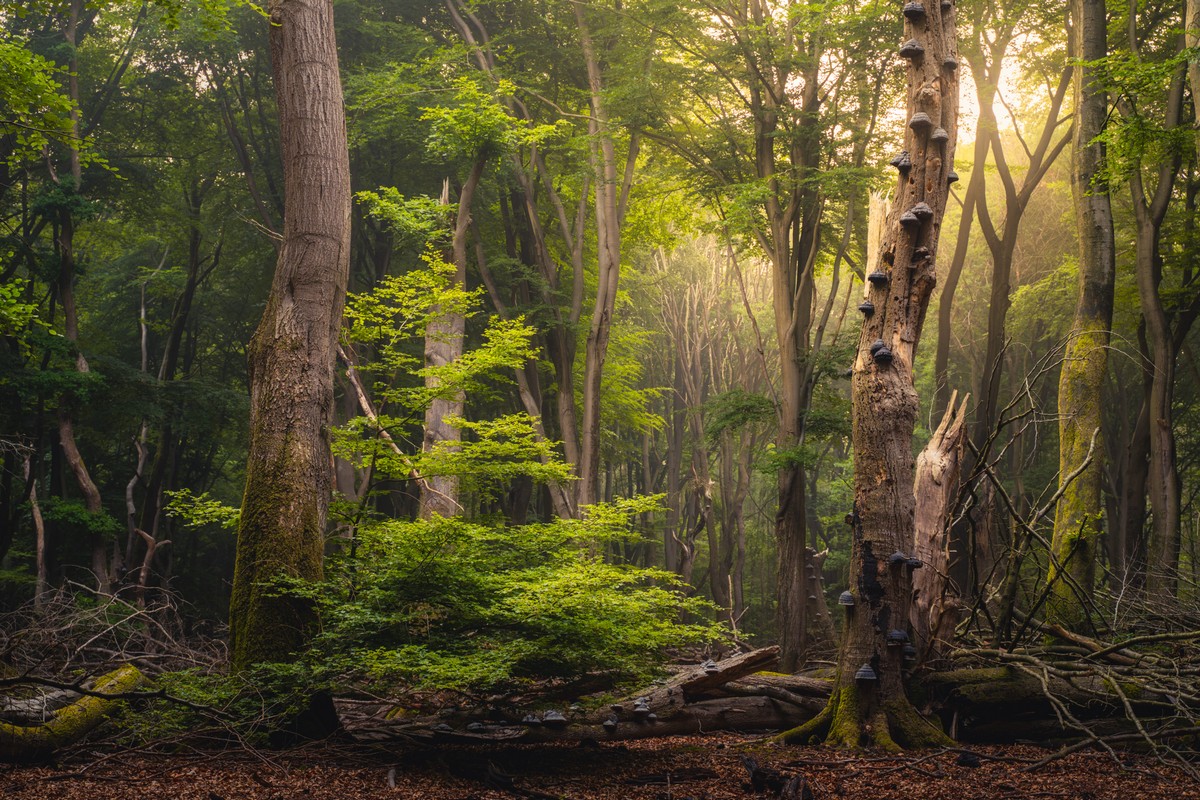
[
  {"x1": 1116, "y1": 4, "x2": 1188, "y2": 594},
  {"x1": 228, "y1": 0, "x2": 351, "y2": 670},
  {"x1": 782, "y1": 0, "x2": 959, "y2": 748},
  {"x1": 1047, "y1": 0, "x2": 1115, "y2": 628},
  {"x1": 416, "y1": 78, "x2": 514, "y2": 518}
]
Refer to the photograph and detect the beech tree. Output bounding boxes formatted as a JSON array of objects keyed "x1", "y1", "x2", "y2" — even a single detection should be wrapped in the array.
[
  {"x1": 228, "y1": 0, "x2": 351, "y2": 670},
  {"x1": 782, "y1": 0, "x2": 959, "y2": 748},
  {"x1": 1048, "y1": 0, "x2": 1114, "y2": 628}
]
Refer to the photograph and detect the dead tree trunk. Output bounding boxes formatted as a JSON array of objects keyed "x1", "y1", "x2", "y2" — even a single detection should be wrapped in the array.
[
  {"x1": 336, "y1": 647, "x2": 826, "y2": 744},
  {"x1": 780, "y1": 0, "x2": 959, "y2": 750},
  {"x1": 910, "y1": 392, "x2": 968, "y2": 663}
]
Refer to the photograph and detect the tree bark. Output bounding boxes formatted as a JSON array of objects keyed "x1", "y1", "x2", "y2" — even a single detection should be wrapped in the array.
[
  {"x1": 781, "y1": 0, "x2": 959, "y2": 749},
  {"x1": 229, "y1": 0, "x2": 351, "y2": 670},
  {"x1": 1127, "y1": 44, "x2": 1185, "y2": 594},
  {"x1": 419, "y1": 160, "x2": 485, "y2": 519},
  {"x1": 574, "y1": 3, "x2": 635, "y2": 509},
  {"x1": 910, "y1": 392, "x2": 968, "y2": 663},
  {"x1": 1048, "y1": 0, "x2": 1116, "y2": 629},
  {"x1": 51, "y1": 0, "x2": 110, "y2": 594}
]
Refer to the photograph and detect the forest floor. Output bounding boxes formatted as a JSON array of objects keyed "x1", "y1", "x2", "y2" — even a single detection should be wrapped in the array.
[{"x1": 2, "y1": 733, "x2": 1199, "y2": 800}]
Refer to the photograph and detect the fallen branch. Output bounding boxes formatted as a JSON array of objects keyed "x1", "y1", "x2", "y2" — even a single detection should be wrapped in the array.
[{"x1": 0, "y1": 665, "x2": 145, "y2": 762}]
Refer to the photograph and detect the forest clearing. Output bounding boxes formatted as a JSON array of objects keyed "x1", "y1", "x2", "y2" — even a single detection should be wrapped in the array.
[{"x1": 3, "y1": 0, "x2": 1200, "y2": 796}]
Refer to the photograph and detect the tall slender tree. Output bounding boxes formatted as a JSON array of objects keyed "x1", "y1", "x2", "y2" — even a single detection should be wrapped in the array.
[{"x1": 1048, "y1": 0, "x2": 1115, "y2": 628}]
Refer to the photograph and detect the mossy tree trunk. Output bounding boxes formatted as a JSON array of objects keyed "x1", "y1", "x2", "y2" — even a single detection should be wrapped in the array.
[
  {"x1": 1047, "y1": 0, "x2": 1115, "y2": 630},
  {"x1": 229, "y1": 0, "x2": 351, "y2": 671},
  {"x1": 780, "y1": 0, "x2": 958, "y2": 749}
]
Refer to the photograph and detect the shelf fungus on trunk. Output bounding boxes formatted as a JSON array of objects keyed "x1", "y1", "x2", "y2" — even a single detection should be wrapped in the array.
[
  {"x1": 908, "y1": 111, "x2": 932, "y2": 132},
  {"x1": 775, "y1": 0, "x2": 958, "y2": 751},
  {"x1": 899, "y1": 39, "x2": 925, "y2": 60}
]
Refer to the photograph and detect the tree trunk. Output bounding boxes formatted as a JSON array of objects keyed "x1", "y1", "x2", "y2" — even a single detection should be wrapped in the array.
[
  {"x1": 1127, "y1": 49, "x2": 1185, "y2": 594},
  {"x1": 910, "y1": 392, "x2": 968, "y2": 663},
  {"x1": 574, "y1": 4, "x2": 634, "y2": 510},
  {"x1": 420, "y1": 160, "x2": 485, "y2": 519},
  {"x1": 932, "y1": 141, "x2": 984, "y2": 412},
  {"x1": 781, "y1": 0, "x2": 959, "y2": 749},
  {"x1": 1048, "y1": 0, "x2": 1115, "y2": 629},
  {"x1": 52, "y1": 0, "x2": 110, "y2": 594},
  {"x1": 229, "y1": 0, "x2": 351, "y2": 670}
]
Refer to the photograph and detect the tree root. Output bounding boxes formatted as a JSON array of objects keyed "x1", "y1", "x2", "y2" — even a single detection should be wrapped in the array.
[{"x1": 774, "y1": 683, "x2": 952, "y2": 751}]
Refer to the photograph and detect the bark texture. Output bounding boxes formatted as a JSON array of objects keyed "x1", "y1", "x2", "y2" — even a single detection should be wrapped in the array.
[
  {"x1": 910, "y1": 392, "x2": 968, "y2": 662},
  {"x1": 229, "y1": 0, "x2": 351, "y2": 670},
  {"x1": 1048, "y1": 0, "x2": 1115, "y2": 629},
  {"x1": 420, "y1": 163, "x2": 485, "y2": 519},
  {"x1": 782, "y1": 0, "x2": 958, "y2": 749}
]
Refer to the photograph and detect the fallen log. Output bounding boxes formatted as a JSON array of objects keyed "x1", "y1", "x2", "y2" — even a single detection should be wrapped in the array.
[
  {"x1": 336, "y1": 646, "x2": 822, "y2": 743},
  {"x1": 0, "y1": 664, "x2": 145, "y2": 762}
]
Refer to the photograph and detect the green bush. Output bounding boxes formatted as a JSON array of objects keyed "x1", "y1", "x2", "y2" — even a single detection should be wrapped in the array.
[{"x1": 301, "y1": 497, "x2": 724, "y2": 694}]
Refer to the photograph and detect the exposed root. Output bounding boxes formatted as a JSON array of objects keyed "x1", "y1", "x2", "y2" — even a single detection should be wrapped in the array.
[
  {"x1": 774, "y1": 698, "x2": 833, "y2": 744},
  {"x1": 775, "y1": 682, "x2": 951, "y2": 751}
]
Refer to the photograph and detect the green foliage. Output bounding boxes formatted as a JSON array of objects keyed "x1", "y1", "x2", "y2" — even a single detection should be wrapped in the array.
[
  {"x1": 355, "y1": 189, "x2": 447, "y2": 248},
  {"x1": 39, "y1": 497, "x2": 121, "y2": 537},
  {"x1": 301, "y1": 497, "x2": 723, "y2": 693},
  {"x1": 420, "y1": 77, "x2": 563, "y2": 164},
  {"x1": 0, "y1": 278, "x2": 44, "y2": 349},
  {"x1": 705, "y1": 388, "x2": 775, "y2": 445},
  {"x1": 1093, "y1": 49, "x2": 1193, "y2": 185},
  {"x1": 342, "y1": 250, "x2": 476, "y2": 388},
  {"x1": 0, "y1": 37, "x2": 89, "y2": 164},
  {"x1": 164, "y1": 489, "x2": 240, "y2": 531},
  {"x1": 414, "y1": 414, "x2": 573, "y2": 500}
]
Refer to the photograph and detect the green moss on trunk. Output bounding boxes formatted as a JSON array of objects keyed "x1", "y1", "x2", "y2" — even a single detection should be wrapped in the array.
[{"x1": 229, "y1": 434, "x2": 324, "y2": 670}]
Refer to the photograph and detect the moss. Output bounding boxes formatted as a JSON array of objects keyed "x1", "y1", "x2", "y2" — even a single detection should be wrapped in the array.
[
  {"x1": 778, "y1": 680, "x2": 954, "y2": 751},
  {"x1": 827, "y1": 683, "x2": 862, "y2": 747},
  {"x1": 773, "y1": 693, "x2": 834, "y2": 744},
  {"x1": 1049, "y1": 317, "x2": 1109, "y2": 630},
  {"x1": 883, "y1": 698, "x2": 953, "y2": 748},
  {"x1": 230, "y1": 430, "x2": 325, "y2": 671},
  {"x1": 0, "y1": 665, "x2": 145, "y2": 762}
]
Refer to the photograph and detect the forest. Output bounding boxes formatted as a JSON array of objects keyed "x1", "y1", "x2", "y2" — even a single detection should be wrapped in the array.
[{"x1": 2, "y1": 0, "x2": 1200, "y2": 797}]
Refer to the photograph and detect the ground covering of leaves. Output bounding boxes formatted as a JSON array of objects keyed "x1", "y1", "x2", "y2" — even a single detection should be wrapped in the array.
[{"x1": 3, "y1": 734, "x2": 1198, "y2": 800}]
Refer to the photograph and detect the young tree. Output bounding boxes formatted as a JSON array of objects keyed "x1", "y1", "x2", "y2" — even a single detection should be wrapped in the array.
[
  {"x1": 1119, "y1": 6, "x2": 1187, "y2": 594},
  {"x1": 1047, "y1": 0, "x2": 1114, "y2": 628},
  {"x1": 782, "y1": 0, "x2": 959, "y2": 748},
  {"x1": 228, "y1": 0, "x2": 351, "y2": 670}
]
